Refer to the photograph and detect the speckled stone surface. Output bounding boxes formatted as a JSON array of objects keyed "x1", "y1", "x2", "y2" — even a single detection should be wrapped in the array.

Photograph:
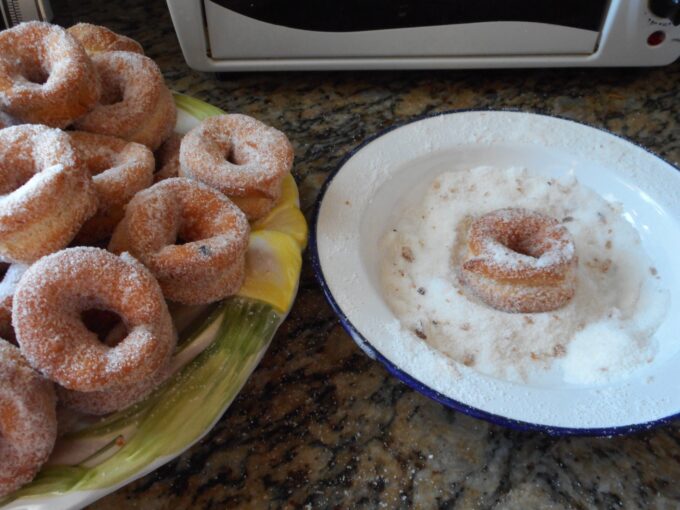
[{"x1": 58, "y1": 1, "x2": 680, "y2": 508}]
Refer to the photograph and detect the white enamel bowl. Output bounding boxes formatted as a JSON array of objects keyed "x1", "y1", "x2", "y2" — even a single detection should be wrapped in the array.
[{"x1": 311, "y1": 111, "x2": 680, "y2": 435}]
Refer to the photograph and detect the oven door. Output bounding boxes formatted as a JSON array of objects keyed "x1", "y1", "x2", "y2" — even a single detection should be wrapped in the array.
[{"x1": 205, "y1": 0, "x2": 609, "y2": 59}]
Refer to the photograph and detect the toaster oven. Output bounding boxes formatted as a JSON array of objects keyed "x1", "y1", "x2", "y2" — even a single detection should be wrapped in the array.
[
  {"x1": 0, "y1": 0, "x2": 52, "y2": 29},
  {"x1": 167, "y1": 0, "x2": 680, "y2": 71}
]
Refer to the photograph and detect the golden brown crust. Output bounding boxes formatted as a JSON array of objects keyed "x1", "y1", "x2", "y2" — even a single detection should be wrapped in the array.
[
  {"x1": 0, "y1": 339, "x2": 57, "y2": 497},
  {"x1": 153, "y1": 132, "x2": 182, "y2": 183},
  {"x1": 69, "y1": 131, "x2": 154, "y2": 244},
  {"x1": 0, "y1": 22, "x2": 100, "y2": 128},
  {"x1": 57, "y1": 358, "x2": 172, "y2": 415},
  {"x1": 459, "y1": 208, "x2": 577, "y2": 313},
  {"x1": 109, "y1": 178, "x2": 250, "y2": 305},
  {"x1": 230, "y1": 195, "x2": 278, "y2": 220},
  {"x1": 0, "y1": 125, "x2": 97, "y2": 264},
  {"x1": 13, "y1": 247, "x2": 177, "y2": 392},
  {"x1": 179, "y1": 114, "x2": 293, "y2": 220},
  {"x1": 67, "y1": 23, "x2": 144, "y2": 56},
  {"x1": 74, "y1": 51, "x2": 177, "y2": 150}
]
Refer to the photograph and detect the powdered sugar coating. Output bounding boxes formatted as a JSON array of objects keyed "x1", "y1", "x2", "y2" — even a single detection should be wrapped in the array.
[
  {"x1": 57, "y1": 310, "x2": 175, "y2": 415},
  {"x1": 70, "y1": 131, "x2": 154, "y2": 244},
  {"x1": 67, "y1": 23, "x2": 144, "y2": 56},
  {"x1": 0, "y1": 339, "x2": 57, "y2": 497},
  {"x1": 179, "y1": 114, "x2": 293, "y2": 219},
  {"x1": 0, "y1": 21, "x2": 100, "y2": 128},
  {"x1": 460, "y1": 207, "x2": 577, "y2": 312},
  {"x1": 13, "y1": 247, "x2": 176, "y2": 391},
  {"x1": 74, "y1": 51, "x2": 176, "y2": 150},
  {"x1": 0, "y1": 125, "x2": 97, "y2": 263},
  {"x1": 109, "y1": 178, "x2": 250, "y2": 304},
  {"x1": 381, "y1": 166, "x2": 669, "y2": 384},
  {"x1": 153, "y1": 132, "x2": 182, "y2": 183}
]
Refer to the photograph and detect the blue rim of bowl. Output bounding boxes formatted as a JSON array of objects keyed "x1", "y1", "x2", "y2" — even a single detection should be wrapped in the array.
[{"x1": 309, "y1": 108, "x2": 680, "y2": 437}]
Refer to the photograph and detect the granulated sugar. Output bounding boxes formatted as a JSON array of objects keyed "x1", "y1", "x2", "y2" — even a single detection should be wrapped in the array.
[{"x1": 380, "y1": 166, "x2": 669, "y2": 385}]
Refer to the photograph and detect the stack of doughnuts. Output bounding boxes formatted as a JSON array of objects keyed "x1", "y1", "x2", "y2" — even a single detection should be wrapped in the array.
[
  {"x1": 0, "y1": 22, "x2": 174, "y2": 143},
  {"x1": 0, "y1": 20, "x2": 295, "y2": 498}
]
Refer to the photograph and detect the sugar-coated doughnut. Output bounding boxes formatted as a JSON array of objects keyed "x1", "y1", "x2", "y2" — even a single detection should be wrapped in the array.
[
  {"x1": 0, "y1": 22, "x2": 100, "y2": 128},
  {"x1": 0, "y1": 125, "x2": 97, "y2": 264},
  {"x1": 0, "y1": 339, "x2": 57, "y2": 498},
  {"x1": 74, "y1": 51, "x2": 176, "y2": 150},
  {"x1": 13, "y1": 247, "x2": 176, "y2": 392},
  {"x1": 179, "y1": 114, "x2": 293, "y2": 220},
  {"x1": 459, "y1": 208, "x2": 577, "y2": 313},
  {"x1": 109, "y1": 178, "x2": 250, "y2": 305},
  {"x1": 57, "y1": 360, "x2": 172, "y2": 416},
  {"x1": 67, "y1": 23, "x2": 144, "y2": 56},
  {"x1": 70, "y1": 131, "x2": 154, "y2": 244},
  {"x1": 153, "y1": 133, "x2": 182, "y2": 183},
  {"x1": 0, "y1": 263, "x2": 27, "y2": 343},
  {"x1": 58, "y1": 310, "x2": 175, "y2": 415}
]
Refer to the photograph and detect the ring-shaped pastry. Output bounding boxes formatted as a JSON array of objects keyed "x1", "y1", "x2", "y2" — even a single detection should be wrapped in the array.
[
  {"x1": 67, "y1": 23, "x2": 144, "y2": 56},
  {"x1": 459, "y1": 208, "x2": 577, "y2": 313},
  {"x1": 74, "y1": 51, "x2": 176, "y2": 150},
  {"x1": 0, "y1": 125, "x2": 97, "y2": 263},
  {"x1": 0, "y1": 22, "x2": 100, "y2": 127},
  {"x1": 70, "y1": 131, "x2": 154, "y2": 244},
  {"x1": 179, "y1": 114, "x2": 293, "y2": 220},
  {"x1": 109, "y1": 178, "x2": 250, "y2": 305},
  {"x1": 13, "y1": 247, "x2": 176, "y2": 392},
  {"x1": 0, "y1": 339, "x2": 57, "y2": 497}
]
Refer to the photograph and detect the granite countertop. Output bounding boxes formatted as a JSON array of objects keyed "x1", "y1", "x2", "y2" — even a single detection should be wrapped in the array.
[{"x1": 59, "y1": 1, "x2": 680, "y2": 508}]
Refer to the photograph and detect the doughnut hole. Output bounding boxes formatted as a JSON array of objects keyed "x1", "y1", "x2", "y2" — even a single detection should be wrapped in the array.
[
  {"x1": 22, "y1": 63, "x2": 49, "y2": 85},
  {"x1": 224, "y1": 143, "x2": 239, "y2": 165},
  {"x1": 498, "y1": 230, "x2": 547, "y2": 259},
  {"x1": 9, "y1": 45, "x2": 51, "y2": 86},
  {"x1": 168, "y1": 209, "x2": 227, "y2": 254},
  {"x1": 80, "y1": 308, "x2": 128, "y2": 347},
  {"x1": 175, "y1": 202, "x2": 224, "y2": 247},
  {"x1": 0, "y1": 145, "x2": 39, "y2": 194},
  {"x1": 83, "y1": 153, "x2": 116, "y2": 176},
  {"x1": 99, "y1": 80, "x2": 124, "y2": 106}
]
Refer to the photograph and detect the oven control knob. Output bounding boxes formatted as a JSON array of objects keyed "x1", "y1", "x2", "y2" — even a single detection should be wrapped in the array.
[{"x1": 649, "y1": 0, "x2": 680, "y2": 25}]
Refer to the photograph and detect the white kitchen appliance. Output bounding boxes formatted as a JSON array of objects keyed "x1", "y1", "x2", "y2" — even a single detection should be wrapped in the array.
[
  {"x1": 0, "y1": 0, "x2": 52, "y2": 28},
  {"x1": 166, "y1": 0, "x2": 680, "y2": 71}
]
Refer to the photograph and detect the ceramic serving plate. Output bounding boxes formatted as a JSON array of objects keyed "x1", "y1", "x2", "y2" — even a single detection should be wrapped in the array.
[
  {"x1": 311, "y1": 110, "x2": 680, "y2": 436},
  {"x1": 1, "y1": 95, "x2": 307, "y2": 509}
]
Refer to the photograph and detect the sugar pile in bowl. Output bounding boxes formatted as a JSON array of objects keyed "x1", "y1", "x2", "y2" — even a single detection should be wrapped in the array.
[{"x1": 380, "y1": 166, "x2": 669, "y2": 385}]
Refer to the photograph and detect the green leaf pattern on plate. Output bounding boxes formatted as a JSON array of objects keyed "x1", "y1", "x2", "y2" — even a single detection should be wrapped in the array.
[{"x1": 1, "y1": 96, "x2": 305, "y2": 508}]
